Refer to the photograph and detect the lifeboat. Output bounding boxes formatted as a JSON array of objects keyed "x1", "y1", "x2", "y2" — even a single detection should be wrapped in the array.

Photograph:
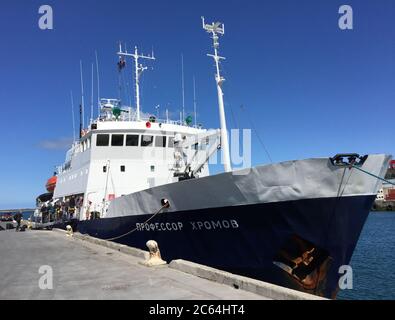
[{"x1": 45, "y1": 176, "x2": 57, "y2": 193}]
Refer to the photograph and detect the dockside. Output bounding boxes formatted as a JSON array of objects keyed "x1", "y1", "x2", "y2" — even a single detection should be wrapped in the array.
[{"x1": 0, "y1": 229, "x2": 322, "y2": 300}]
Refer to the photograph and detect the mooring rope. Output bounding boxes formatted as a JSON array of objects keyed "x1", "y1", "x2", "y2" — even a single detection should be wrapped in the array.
[
  {"x1": 351, "y1": 164, "x2": 395, "y2": 186},
  {"x1": 101, "y1": 204, "x2": 168, "y2": 242},
  {"x1": 323, "y1": 162, "x2": 391, "y2": 250}
]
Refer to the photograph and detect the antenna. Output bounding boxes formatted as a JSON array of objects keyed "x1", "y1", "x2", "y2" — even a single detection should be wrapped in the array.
[
  {"x1": 155, "y1": 104, "x2": 160, "y2": 119},
  {"x1": 117, "y1": 45, "x2": 155, "y2": 121},
  {"x1": 181, "y1": 54, "x2": 185, "y2": 124},
  {"x1": 193, "y1": 76, "x2": 197, "y2": 127},
  {"x1": 201, "y1": 16, "x2": 231, "y2": 173},
  {"x1": 95, "y1": 51, "x2": 101, "y2": 117},
  {"x1": 79, "y1": 60, "x2": 85, "y2": 128},
  {"x1": 79, "y1": 103, "x2": 83, "y2": 140},
  {"x1": 91, "y1": 63, "x2": 94, "y2": 123},
  {"x1": 70, "y1": 91, "x2": 76, "y2": 142}
]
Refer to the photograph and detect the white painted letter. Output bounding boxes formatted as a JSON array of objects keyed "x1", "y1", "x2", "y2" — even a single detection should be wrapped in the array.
[
  {"x1": 338, "y1": 5, "x2": 353, "y2": 30},
  {"x1": 38, "y1": 5, "x2": 53, "y2": 30}
]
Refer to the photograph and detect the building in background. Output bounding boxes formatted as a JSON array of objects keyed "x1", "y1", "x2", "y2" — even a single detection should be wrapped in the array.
[{"x1": 374, "y1": 160, "x2": 395, "y2": 211}]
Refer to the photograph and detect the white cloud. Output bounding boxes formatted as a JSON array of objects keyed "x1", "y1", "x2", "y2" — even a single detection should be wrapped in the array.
[{"x1": 38, "y1": 137, "x2": 73, "y2": 150}]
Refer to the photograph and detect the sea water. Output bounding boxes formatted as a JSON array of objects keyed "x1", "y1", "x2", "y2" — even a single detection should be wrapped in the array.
[
  {"x1": 0, "y1": 210, "x2": 34, "y2": 220},
  {"x1": 338, "y1": 212, "x2": 395, "y2": 300}
]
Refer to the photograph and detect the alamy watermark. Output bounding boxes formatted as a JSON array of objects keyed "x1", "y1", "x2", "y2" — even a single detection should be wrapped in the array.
[
  {"x1": 140, "y1": 128, "x2": 253, "y2": 176},
  {"x1": 37, "y1": 5, "x2": 354, "y2": 32},
  {"x1": 38, "y1": 5, "x2": 53, "y2": 30},
  {"x1": 338, "y1": 265, "x2": 353, "y2": 290},
  {"x1": 338, "y1": 5, "x2": 353, "y2": 30},
  {"x1": 37, "y1": 5, "x2": 353, "y2": 31},
  {"x1": 38, "y1": 265, "x2": 53, "y2": 290},
  {"x1": 207, "y1": 129, "x2": 252, "y2": 175}
]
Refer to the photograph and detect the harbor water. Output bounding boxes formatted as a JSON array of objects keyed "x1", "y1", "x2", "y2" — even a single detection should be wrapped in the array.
[
  {"x1": 0, "y1": 210, "x2": 34, "y2": 221},
  {"x1": 22, "y1": 211, "x2": 34, "y2": 220},
  {"x1": 338, "y1": 212, "x2": 395, "y2": 300}
]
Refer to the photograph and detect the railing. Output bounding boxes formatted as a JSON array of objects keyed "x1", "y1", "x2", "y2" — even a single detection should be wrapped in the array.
[
  {"x1": 93, "y1": 105, "x2": 203, "y2": 129},
  {"x1": 96, "y1": 114, "x2": 203, "y2": 129},
  {"x1": 56, "y1": 110, "x2": 205, "y2": 174}
]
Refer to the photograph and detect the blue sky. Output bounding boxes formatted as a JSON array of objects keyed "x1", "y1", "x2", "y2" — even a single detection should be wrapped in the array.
[{"x1": 0, "y1": 0, "x2": 394, "y2": 209}]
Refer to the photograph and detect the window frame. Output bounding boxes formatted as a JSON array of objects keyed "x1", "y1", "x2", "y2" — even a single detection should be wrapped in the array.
[
  {"x1": 141, "y1": 135, "x2": 154, "y2": 147},
  {"x1": 126, "y1": 134, "x2": 139, "y2": 147},
  {"x1": 155, "y1": 136, "x2": 167, "y2": 148},
  {"x1": 96, "y1": 134, "x2": 110, "y2": 147},
  {"x1": 111, "y1": 134, "x2": 124, "y2": 147},
  {"x1": 168, "y1": 136, "x2": 175, "y2": 148}
]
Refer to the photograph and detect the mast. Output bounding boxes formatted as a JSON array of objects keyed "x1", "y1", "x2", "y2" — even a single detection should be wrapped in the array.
[
  {"x1": 181, "y1": 54, "x2": 185, "y2": 124},
  {"x1": 79, "y1": 104, "x2": 83, "y2": 140},
  {"x1": 117, "y1": 44, "x2": 155, "y2": 121},
  {"x1": 79, "y1": 61, "x2": 85, "y2": 128},
  {"x1": 155, "y1": 105, "x2": 160, "y2": 119},
  {"x1": 95, "y1": 51, "x2": 101, "y2": 116},
  {"x1": 91, "y1": 63, "x2": 94, "y2": 123},
  {"x1": 201, "y1": 17, "x2": 232, "y2": 172},
  {"x1": 70, "y1": 91, "x2": 76, "y2": 142},
  {"x1": 193, "y1": 76, "x2": 197, "y2": 127}
]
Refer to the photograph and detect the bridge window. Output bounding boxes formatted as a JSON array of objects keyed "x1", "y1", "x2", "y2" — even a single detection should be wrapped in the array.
[
  {"x1": 126, "y1": 134, "x2": 139, "y2": 146},
  {"x1": 155, "y1": 136, "x2": 166, "y2": 147},
  {"x1": 120, "y1": 165, "x2": 125, "y2": 172},
  {"x1": 111, "y1": 134, "x2": 124, "y2": 146},
  {"x1": 96, "y1": 134, "x2": 109, "y2": 146},
  {"x1": 141, "y1": 135, "x2": 154, "y2": 147},
  {"x1": 168, "y1": 137, "x2": 174, "y2": 148}
]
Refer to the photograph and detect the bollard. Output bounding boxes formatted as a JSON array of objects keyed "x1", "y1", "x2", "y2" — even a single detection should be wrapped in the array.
[
  {"x1": 66, "y1": 225, "x2": 73, "y2": 237},
  {"x1": 141, "y1": 240, "x2": 167, "y2": 267}
]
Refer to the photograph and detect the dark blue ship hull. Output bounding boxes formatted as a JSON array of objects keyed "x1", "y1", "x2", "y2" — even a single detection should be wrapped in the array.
[{"x1": 76, "y1": 194, "x2": 374, "y2": 299}]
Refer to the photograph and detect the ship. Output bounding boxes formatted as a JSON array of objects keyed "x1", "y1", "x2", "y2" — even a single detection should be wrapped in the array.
[{"x1": 43, "y1": 18, "x2": 390, "y2": 299}]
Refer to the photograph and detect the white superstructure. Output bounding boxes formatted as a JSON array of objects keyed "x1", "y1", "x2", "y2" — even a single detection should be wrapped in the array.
[
  {"x1": 53, "y1": 44, "x2": 215, "y2": 218},
  {"x1": 54, "y1": 113, "x2": 210, "y2": 213},
  {"x1": 53, "y1": 18, "x2": 246, "y2": 220}
]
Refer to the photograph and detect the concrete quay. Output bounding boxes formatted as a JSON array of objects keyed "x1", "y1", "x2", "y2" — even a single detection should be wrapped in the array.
[{"x1": 0, "y1": 229, "x2": 324, "y2": 300}]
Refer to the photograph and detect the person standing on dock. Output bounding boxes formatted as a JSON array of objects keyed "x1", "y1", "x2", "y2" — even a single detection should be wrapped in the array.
[
  {"x1": 13, "y1": 212, "x2": 22, "y2": 232},
  {"x1": 69, "y1": 196, "x2": 76, "y2": 219},
  {"x1": 85, "y1": 201, "x2": 92, "y2": 220}
]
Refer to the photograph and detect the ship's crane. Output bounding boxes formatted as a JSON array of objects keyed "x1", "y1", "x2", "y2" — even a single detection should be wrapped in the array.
[{"x1": 173, "y1": 129, "x2": 221, "y2": 180}]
